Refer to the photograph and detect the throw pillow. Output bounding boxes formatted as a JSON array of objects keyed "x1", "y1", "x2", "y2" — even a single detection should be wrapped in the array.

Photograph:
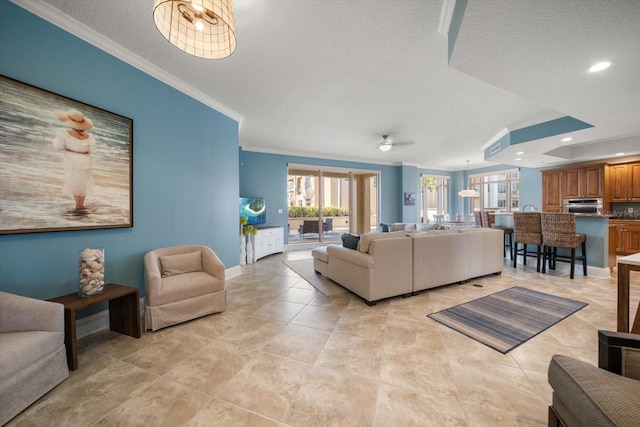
[
  {"x1": 380, "y1": 223, "x2": 389, "y2": 232},
  {"x1": 341, "y1": 233, "x2": 361, "y2": 250},
  {"x1": 160, "y1": 251, "x2": 203, "y2": 277},
  {"x1": 389, "y1": 223, "x2": 406, "y2": 232}
]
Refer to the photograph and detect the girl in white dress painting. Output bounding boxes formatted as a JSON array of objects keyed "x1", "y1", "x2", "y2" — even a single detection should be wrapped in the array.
[{"x1": 52, "y1": 109, "x2": 96, "y2": 211}]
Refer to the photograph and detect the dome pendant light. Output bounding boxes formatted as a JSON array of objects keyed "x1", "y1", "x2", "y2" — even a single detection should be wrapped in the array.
[
  {"x1": 153, "y1": 0, "x2": 236, "y2": 59},
  {"x1": 458, "y1": 160, "x2": 479, "y2": 197}
]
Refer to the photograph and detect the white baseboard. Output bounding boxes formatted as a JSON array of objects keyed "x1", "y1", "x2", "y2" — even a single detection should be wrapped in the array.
[
  {"x1": 76, "y1": 298, "x2": 145, "y2": 340},
  {"x1": 226, "y1": 265, "x2": 242, "y2": 279}
]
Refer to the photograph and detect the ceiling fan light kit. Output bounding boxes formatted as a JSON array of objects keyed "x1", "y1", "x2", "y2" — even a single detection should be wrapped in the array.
[
  {"x1": 153, "y1": 0, "x2": 236, "y2": 59},
  {"x1": 378, "y1": 135, "x2": 414, "y2": 152}
]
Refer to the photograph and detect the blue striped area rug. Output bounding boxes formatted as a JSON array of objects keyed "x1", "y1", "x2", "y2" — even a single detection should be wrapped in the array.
[{"x1": 427, "y1": 287, "x2": 587, "y2": 354}]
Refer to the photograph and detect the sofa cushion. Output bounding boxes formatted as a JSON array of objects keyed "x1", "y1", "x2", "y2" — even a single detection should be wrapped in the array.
[
  {"x1": 327, "y1": 245, "x2": 375, "y2": 269},
  {"x1": 358, "y1": 231, "x2": 406, "y2": 253},
  {"x1": 160, "y1": 251, "x2": 202, "y2": 277},
  {"x1": 0, "y1": 331, "x2": 64, "y2": 382},
  {"x1": 389, "y1": 223, "x2": 406, "y2": 232},
  {"x1": 379, "y1": 223, "x2": 389, "y2": 232},
  {"x1": 341, "y1": 233, "x2": 361, "y2": 250},
  {"x1": 416, "y1": 223, "x2": 438, "y2": 232}
]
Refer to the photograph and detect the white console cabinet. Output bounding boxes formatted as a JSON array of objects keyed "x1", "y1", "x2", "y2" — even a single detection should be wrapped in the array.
[{"x1": 253, "y1": 226, "x2": 284, "y2": 260}]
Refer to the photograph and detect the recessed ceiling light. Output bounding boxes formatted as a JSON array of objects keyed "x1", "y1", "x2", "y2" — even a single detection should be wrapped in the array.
[
  {"x1": 516, "y1": 151, "x2": 524, "y2": 155},
  {"x1": 562, "y1": 137, "x2": 573, "y2": 142},
  {"x1": 515, "y1": 158, "x2": 522, "y2": 161},
  {"x1": 615, "y1": 152, "x2": 625, "y2": 156},
  {"x1": 588, "y1": 61, "x2": 612, "y2": 73}
]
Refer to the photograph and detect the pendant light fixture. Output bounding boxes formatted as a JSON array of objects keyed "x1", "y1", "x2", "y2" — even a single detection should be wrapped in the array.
[
  {"x1": 153, "y1": 0, "x2": 236, "y2": 59},
  {"x1": 458, "y1": 160, "x2": 480, "y2": 198}
]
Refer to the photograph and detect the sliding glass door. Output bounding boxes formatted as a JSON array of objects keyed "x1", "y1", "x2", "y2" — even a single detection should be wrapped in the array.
[{"x1": 287, "y1": 165, "x2": 379, "y2": 243}]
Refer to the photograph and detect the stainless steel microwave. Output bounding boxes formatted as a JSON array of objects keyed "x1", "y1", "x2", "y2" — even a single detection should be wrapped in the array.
[{"x1": 562, "y1": 198, "x2": 604, "y2": 215}]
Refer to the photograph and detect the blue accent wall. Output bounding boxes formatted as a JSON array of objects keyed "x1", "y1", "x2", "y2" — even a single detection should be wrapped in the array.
[
  {"x1": 401, "y1": 165, "x2": 419, "y2": 223},
  {"x1": 0, "y1": 2, "x2": 239, "y2": 300}
]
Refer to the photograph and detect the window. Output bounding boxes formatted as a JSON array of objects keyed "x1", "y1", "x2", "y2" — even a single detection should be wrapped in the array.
[
  {"x1": 469, "y1": 168, "x2": 519, "y2": 212},
  {"x1": 421, "y1": 175, "x2": 449, "y2": 222}
]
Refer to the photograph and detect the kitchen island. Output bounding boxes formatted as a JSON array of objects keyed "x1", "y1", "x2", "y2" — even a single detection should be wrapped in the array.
[{"x1": 494, "y1": 212, "x2": 611, "y2": 275}]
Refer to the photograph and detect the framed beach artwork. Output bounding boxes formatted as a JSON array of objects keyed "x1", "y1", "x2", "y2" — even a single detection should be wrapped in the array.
[{"x1": 0, "y1": 74, "x2": 133, "y2": 234}]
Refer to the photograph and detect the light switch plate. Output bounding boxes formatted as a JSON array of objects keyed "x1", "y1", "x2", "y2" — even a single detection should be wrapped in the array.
[{"x1": 278, "y1": 208, "x2": 283, "y2": 214}]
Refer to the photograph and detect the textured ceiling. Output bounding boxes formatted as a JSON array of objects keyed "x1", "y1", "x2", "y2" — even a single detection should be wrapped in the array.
[{"x1": 16, "y1": 0, "x2": 640, "y2": 170}]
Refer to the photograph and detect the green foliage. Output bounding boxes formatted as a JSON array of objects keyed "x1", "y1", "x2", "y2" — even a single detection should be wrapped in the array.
[
  {"x1": 242, "y1": 225, "x2": 258, "y2": 235},
  {"x1": 288, "y1": 206, "x2": 349, "y2": 217}
]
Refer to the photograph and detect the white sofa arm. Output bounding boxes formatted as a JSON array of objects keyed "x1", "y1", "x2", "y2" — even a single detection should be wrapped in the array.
[{"x1": 0, "y1": 291, "x2": 64, "y2": 333}]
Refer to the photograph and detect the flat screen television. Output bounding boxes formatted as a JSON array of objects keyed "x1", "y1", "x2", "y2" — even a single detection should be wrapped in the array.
[{"x1": 239, "y1": 197, "x2": 266, "y2": 225}]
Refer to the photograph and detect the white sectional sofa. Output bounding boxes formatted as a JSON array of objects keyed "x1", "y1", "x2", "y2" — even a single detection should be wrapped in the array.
[{"x1": 312, "y1": 228, "x2": 504, "y2": 305}]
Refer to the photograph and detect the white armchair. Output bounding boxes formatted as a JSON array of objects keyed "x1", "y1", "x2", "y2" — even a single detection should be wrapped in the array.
[
  {"x1": 0, "y1": 292, "x2": 69, "y2": 425},
  {"x1": 144, "y1": 245, "x2": 226, "y2": 331}
]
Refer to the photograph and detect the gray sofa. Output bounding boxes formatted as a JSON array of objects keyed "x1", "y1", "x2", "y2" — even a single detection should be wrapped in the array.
[
  {"x1": 548, "y1": 330, "x2": 640, "y2": 426},
  {"x1": 0, "y1": 291, "x2": 69, "y2": 425}
]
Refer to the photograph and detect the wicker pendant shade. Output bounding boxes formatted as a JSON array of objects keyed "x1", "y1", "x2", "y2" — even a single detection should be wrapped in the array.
[{"x1": 153, "y1": 0, "x2": 236, "y2": 59}]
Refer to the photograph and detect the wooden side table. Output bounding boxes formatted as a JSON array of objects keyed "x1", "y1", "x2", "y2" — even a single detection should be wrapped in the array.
[
  {"x1": 616, "y1": 253, "x2": 640, "y2": 333},
  {"x1": 48, "y1": 283, "x2": 141, "y2": 370}
]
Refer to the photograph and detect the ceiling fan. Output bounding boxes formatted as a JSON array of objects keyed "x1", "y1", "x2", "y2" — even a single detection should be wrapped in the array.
[{"x1": 378, "y1": 135, "x2": 415, "y2": 152}]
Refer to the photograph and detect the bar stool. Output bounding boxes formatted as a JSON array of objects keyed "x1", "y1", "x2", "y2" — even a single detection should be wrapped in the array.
[
  {"x1": 540, "y1": 213, "x2": 587, "y2": 279},
  {"x1": 512, "y1": 212, "x2": 542, "y2": 272},
  {"x1": 481, "y1": 211, "x2": 514, "y2": 259},
  {"x1": 473, "y1": 211, "x2": 482, "y2": 227}
]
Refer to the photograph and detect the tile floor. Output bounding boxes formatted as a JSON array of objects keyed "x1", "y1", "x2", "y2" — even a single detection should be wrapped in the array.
[{"x1": 8, "y1": 250, "x2": 638, "y2": 427}]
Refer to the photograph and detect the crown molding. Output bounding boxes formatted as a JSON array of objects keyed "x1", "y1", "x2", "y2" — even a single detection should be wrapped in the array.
[
  {"x1": 438, "y1": 0, "x2": 457, "y2": 36},
  {"x1": 10, "y1": 0, "x2": 244, "y2": 125}
]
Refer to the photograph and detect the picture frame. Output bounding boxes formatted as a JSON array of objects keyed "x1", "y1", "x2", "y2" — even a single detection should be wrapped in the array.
[
  {"x1": 0, "y1": 74, "x2": 133, "y2": 234},
  {"x1": 404, "y1": 191, "x2": 416, "y2": 206}
]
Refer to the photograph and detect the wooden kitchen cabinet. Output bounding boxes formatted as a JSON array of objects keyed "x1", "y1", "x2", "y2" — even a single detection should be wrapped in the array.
[
  {"x1": 563, "y1": 165, "x2": 604, "y2": 199},
  {"x1": 542, "y1": 169, "x2": 563, "y2": 212},
  {"x1": 608, "y1": 162, "x2": 640, "y2": 202},
  {"x1": 610, "y1": 220, "x2": 640, "y2": 255},
  {"x1": 628, "y1": 225, "x2": 640, "y2": 253}
]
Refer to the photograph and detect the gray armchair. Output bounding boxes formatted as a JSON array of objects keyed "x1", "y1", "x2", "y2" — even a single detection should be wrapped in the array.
[
  {"x1": 0, "y1": 292, "x2": 69, "y2": 425},
  {"x1": 548, "y1": 330, "x2": 640, "y2": 426},
  {"x1": 144, "y1": 245, "x2": 226, "y2": 331}
]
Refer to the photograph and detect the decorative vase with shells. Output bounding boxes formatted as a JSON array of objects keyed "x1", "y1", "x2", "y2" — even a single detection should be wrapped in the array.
[{"x1": 78, "y1": 248, "x2": 105, "y2": 297}]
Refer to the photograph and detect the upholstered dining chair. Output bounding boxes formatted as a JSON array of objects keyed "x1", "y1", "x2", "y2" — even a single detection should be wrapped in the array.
[
  {"x1": 512, "y1": 212, "x2": 543, "y2": 272},
  {"x1": 144, "y1": 245, "x2": 226, "y2": 331},
  {"x1": 540, "y1": 213, "x2": 587, "y2": 279}
]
